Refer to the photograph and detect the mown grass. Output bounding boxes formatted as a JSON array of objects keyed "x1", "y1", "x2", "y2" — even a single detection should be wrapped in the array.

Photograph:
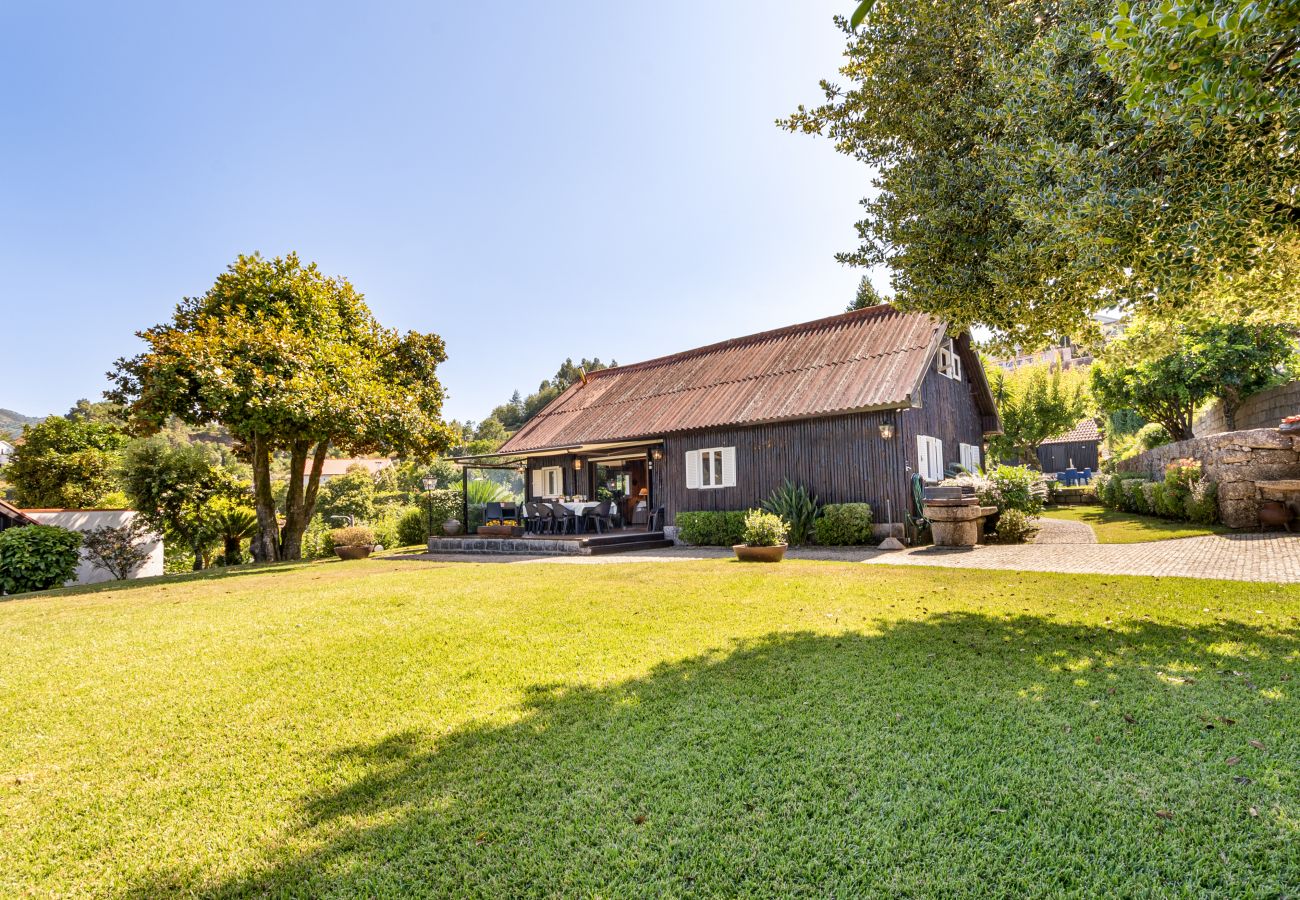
[
  {"x1": 1043, "y1": 503, "x2": 1234, "y2": 543},
  {"x1": 1, "y1": 557, "x2": 1296, "y2": 897}
]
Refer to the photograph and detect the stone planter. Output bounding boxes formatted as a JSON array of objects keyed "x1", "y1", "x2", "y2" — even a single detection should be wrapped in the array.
[
  {"x1": 733, "y1": 543, "x2": 787, "y2": 562},
  {"x1": 335, "y1": 545, "x2": 373, "y2": 560},
  {"x1": 442, "y1": 519, "x2": 462, "y2": 536}
]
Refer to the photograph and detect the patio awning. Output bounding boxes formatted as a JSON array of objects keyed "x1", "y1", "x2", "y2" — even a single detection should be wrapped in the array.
[{"x1": 449, "y1": 438, "x2": 664, "y2": 466}]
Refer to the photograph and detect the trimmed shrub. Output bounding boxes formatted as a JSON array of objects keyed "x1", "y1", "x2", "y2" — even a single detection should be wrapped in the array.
[
  {"x1": 742, "y1": 509, "x2": 788, "y2": 547},
  {"x1": 331, "y1": 525, "x2": 375, "y2": 548},
  {"x1": 994, "y1": 509, "x2": 1038, "y2": 544},
  {"x1": 397, "y1": 507, "x2": 430, "y2": 546},
  {"x1": 0, "y1": 525, "x2": 83, "y2": 594},
  {"x1": 813, "y1": 503, "x2": 874, "y2": 546},
  {"x1": 675, "y1": 511, "x2": 747, "y2": 546},
  {"x1": 302, "y1": 515, "x2": 335, "y2": 559},
  {"x1": 1140, "y1": 481, "x2": 1158, "y2": 515},
  {"x1": 1122, "y1": 478, "x2": 1148, "y2": 513}
]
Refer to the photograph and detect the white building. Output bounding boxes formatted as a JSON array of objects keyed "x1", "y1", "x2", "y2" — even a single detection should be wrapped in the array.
[
  {"x1": 0, "y1": 439, "x2": 14, "y2": 466},
  {"x1": 21, "y1": 509, "x2": 164, "y2": 586}
]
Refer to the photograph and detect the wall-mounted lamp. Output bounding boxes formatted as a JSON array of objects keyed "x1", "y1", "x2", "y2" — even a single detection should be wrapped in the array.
[
  {"x1": 651, "y1": 448, "x2": 663, "y2": 461},
  {"x1": 573, "y1": 458, "x2": 583, "y2": 471},
  {"x1": 879, "y1": 422, "x2": 896, "y2": 440}
]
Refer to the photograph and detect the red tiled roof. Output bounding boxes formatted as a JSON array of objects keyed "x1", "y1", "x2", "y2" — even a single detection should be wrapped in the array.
[
  {"x1": 1043, "y1": 418, "x2": 1102, "y2": 444},
  {"x1": 498, "y1": 305, "x2": 951, "y2": 454}
]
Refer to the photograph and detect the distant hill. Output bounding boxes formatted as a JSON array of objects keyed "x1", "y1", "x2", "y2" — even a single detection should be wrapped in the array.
[{"x1": 0, "y1": 408, "x2": 45, "y2": 440}]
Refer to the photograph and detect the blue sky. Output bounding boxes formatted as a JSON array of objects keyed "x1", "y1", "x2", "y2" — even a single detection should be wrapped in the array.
[{"x1": 0, "y1": 1, "x2": 879, "y2": 423}]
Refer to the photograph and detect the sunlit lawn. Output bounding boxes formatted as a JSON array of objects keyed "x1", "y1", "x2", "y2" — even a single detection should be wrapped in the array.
[
  {"x1": 1, "y1": 557, "x2": 1296, "y2": 897},
  {"x1": 1043, "y1": 503, "x2": 1234, "y2": 543}
]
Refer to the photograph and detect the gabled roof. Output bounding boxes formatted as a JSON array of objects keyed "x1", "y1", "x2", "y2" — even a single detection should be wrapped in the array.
[
  {"x1": 497, "y1": 304, "x2": 993, "y2": 455},
  {"x1": 1043, "y1": 418, "x2": 1102, "y2": 445},
  {"x1": 0, "y1": 499, "x2": 37, "y2": 528}
]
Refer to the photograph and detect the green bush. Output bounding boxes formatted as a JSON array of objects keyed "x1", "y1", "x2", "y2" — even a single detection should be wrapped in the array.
[
  {"x1": 1121, "y1": 478, "x2": 1148, "y2": 513},
  {"x1": 0, "y1": 525, "x2": 83, "y2": 594},
  {"x1": 1185, "y1": 479, "x2": 1219, "y2": 524},
  {"x1": 301, "y1": 515, "x2": 335, "y2": 559},
  {"x1": 813, "y1": 503, "x2": 874, "y2": 546},
  {"x1": 1136, "y1": 423, "x2": 1173, "y2": 451},
  {"x1": 988, "y1": 465, "x2": 1043, "y2": 516},
  {"x1": 397, "y1": 507, "x2": 430, "y2": 546},
  {"x1": 760, "y1": 480, "x2": 821, "y2": 546},
  {"x1": 742, "y1": 509, "x2": 789, "y2": 547},
  {"x1": 993, "y1": 509, "x2": 1038, "y2": 544},
  {"x1": 675, "y1": 511, "x2": 747, "y2": 546}
]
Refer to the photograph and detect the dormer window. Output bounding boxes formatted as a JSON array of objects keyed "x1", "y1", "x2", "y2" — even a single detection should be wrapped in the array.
[{"x1": 937, "y1": 338, "x2": 963, "y2": 381}]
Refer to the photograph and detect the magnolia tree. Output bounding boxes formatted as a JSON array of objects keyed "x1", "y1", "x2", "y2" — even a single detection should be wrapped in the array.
[{"x1": 110, "y1": 253, "x2": 454, "y2": 562}]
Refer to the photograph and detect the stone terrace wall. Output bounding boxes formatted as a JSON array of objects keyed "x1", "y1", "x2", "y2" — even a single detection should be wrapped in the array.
[
  {"x1": 1116, "y1": 428, "x2": 1300, "y2": 528},
  {"x1": 1193, "y1": 381, "x2": 1300, "y2": 437}
]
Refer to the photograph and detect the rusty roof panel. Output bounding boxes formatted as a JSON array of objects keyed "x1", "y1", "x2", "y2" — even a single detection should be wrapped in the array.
[{"x1": 497, "y1": 305, "x2": 946, "y2": 454}]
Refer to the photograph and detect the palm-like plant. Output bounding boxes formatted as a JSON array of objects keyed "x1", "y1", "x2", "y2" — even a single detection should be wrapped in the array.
[
  {"x1": 213, "y1": 506, "x2": 258, "y2": 565},
  {"x1": 761, "y1": 480, "x2": 821, "y2": 546},
  {"x1": 465, "y1": 478, "x2": 512, "y2": 505}
]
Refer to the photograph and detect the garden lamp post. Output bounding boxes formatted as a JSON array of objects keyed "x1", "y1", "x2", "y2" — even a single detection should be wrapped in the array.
[{"x1": 422, "y1": 475, "x2": 438, "y2": 537}]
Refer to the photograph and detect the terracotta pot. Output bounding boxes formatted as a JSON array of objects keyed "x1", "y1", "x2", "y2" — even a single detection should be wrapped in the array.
[
  {"x1": 335, "y1": 545, "x2": 372, "y2": 560},
  {"x1": 1258, "y1": 501, "x2": 1294, "y2": 530},
  {"x1": 733, "y1": 543, "x2": 788, "y2": 562},
  {"x1": 442, "y1": 519, "x2": 462, "y2": 536}
]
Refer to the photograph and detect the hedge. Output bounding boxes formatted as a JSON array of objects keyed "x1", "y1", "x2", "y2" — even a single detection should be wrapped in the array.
[
  {"x1": 0, "y1": 525, "x2": 83, "y2": 595},
  {"x1": 675, "y1": 511, "x2": 747, "y2": 546},
  {"x1": 812, "y1": 503, "x2": 874, "y2": 546}
]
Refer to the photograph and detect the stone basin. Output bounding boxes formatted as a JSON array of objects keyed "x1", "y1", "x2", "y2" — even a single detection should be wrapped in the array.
[{"x1": 924, "y1": 502, "x2": 999, "y2": 547}]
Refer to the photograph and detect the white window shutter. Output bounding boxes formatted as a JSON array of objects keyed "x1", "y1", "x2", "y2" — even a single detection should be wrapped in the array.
[
  {"x1": 932, "y1": 438, "x2": 944, "y2": 480},
  {"x1": 916, "y1": 436, "x2": 928, "y2": 480},
  {"x1": 531, "y1": 469, "x2": 544, "y2": 497},
  {"x1": 721, "y1": 447, "x2": 736, "y2": 487},
  {"x1": 685, "y1": 451, "x2": 701, "y2": 489}
]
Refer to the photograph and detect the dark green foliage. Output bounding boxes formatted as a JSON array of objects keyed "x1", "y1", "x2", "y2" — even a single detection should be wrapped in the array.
[
  {"x1": 397, "y1": 508, "x2": 429, "y2": 546},
  {"x1": 761, "y1": 480, "x2": 821, "y2": 546},
  {"x1": 0, "y1": 525, "x2": 82, "y2": 594},
  {"x1": 993, "y1": 509, "x2": 1038, "y2": 544},
  {"x1": 212, "y1": 505, "x2": 258, "y2": 566},
  {"x1": 675, "y1": 511, "x2": 747, "y2": 547},
  {"x1": 316, "y1": 465, "x2": 378, "y2": 524},
  {"x1": 5, "y1": 417, "x2": 128, "y2": 508},
  {"x1": 813, "y1": 503, "x2": 874, "y2": 546},
  {"x1": 1135, "y1": 423, "x2": 1173, "y2": 451},
  {"x1": 487, "y1": 358, "x2": 616, "y2": 433},
  {"x1": 988, "y1": 466, "x2": 1044, "y2": 517},
  {"x1": 848, "y1": 276, "x2": 886, "y2": 311}
]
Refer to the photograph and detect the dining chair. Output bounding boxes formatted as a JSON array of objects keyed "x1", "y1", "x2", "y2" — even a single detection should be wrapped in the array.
[
  {"x1": 548, "y1": 501, "x2": 577, "y2": 534},
  {"x1": 583, "y1": 500, "x2": 613, "y2": 534}
]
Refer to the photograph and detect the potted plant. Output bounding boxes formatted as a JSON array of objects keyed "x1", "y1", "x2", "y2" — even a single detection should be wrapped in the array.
[
  {"x1": 442, "y1": 518, "x2": 462, "y2": 536},
  {"x1": 733, "y1": 509, "x2": 789, "y2": 562},
  {"x1": 331, "y1": 525, "x2": 376, "y2": 560}
]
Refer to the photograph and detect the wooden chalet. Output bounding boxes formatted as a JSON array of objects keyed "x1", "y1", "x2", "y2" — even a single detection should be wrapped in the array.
[{"x1": 473, "y1": 304, "x2": 1001, "y2": 534}]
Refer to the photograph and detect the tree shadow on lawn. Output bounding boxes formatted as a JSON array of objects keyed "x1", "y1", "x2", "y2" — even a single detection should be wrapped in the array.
[{"x1": 136, "y1": 613, "x2": 1297, "y2": 898}]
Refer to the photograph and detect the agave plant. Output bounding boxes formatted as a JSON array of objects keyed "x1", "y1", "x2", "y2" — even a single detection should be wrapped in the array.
[{"x1": 760, "y1": 479, "x2": 821, "y2": 546}]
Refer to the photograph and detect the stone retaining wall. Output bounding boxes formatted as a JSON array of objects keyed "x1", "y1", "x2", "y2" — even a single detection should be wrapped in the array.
[
  {"x1": 1193, "y1": 381, "x2": 1300, "y2": 437},
  {"x1": 1116, "y1": 428, "x2": 1300, "y2": 528},
  {"x1": 426, "y1": 536, "x2": 586, "y2": 555}
]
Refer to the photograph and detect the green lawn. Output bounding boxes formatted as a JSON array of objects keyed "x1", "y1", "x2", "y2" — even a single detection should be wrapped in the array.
[
  {"x1": 1043, "y1": 503, "x2": 1234, "y2": 543},
  {"x1": 2, "y1": 558, "x2": 1296, "y2": 897}
]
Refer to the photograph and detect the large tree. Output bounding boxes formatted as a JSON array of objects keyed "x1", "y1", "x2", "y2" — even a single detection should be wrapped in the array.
[
  {"x1": 788, "y1": 0, "x2": 1300, "y2": 345},
  {"x1": 110, "y1": 253, "x2": 454, "y2": 562},
  {"x1": 985, "y1": 363, "x2": 1090, "y2": 467},
  {"x1": 5, "y1": 416, "x2": 128, "y2": 508},
  {"x1": 1091, "y1": 317, "x2": 1297, "y2": 440}
]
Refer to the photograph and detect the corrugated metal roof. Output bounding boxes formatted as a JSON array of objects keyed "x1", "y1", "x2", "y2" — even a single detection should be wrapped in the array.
[
  {"x1": 498, "y1": 305, "x2": 948, "y2": 454},
  {"x1": 1043, "y1": 418, "x2": 1102, "y2": 444}
]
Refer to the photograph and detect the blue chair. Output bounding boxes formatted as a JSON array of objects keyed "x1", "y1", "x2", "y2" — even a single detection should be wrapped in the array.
[{"x1": 1081, "y1": 468, "x2": 1093, "y2": 484}]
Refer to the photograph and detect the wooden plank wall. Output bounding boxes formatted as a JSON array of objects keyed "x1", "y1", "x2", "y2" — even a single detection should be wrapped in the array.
[{"x1": 1037, "y1": 441, "x2": 1099, "y2": 473}]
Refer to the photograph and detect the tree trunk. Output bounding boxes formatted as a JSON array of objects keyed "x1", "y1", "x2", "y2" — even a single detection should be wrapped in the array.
[
  {"x1": 277, "y1": 440, "x2": 329, "y2": 561},
  {"x1": 1222, "y1": 390, "x2": 1240, "y2": 432},
  {"x1": 250, "y1": 434, "x2": 281, "y2": 563}
]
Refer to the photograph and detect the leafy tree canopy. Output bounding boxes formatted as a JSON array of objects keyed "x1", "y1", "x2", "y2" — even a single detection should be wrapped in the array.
[
  {"x1": 1090, "y1": 316, "x2": 1298, "y2": 440},
  {"x1": 985, "y1": 362, "x2": 1090, "y2": 466},
  {"x1": 789, "y1": 0, "x2": 1299, "y2": 347},
  {"x1": 487, "y1": 357, "x2": 616, "y2": 433},
  {"x1": 110, "y1": 253, "x2": 454, "y2": 561},
  {"x1": 5, "y1": 416, "x2": 128, "y2": 508}
]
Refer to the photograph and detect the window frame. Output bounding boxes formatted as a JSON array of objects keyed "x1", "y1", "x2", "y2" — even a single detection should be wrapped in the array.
[
  {"x1": 537, "y1": 465, "x2": 563, "y2": 499},
  {"x1": 936, "y1": 338, "x2": 963, "y2": 381}
]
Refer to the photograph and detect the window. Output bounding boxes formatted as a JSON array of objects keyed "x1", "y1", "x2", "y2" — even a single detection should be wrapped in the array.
[
  {"x1": 916, "y1": 435, "x2": 944, "y2": 482},
  {"x1": 532, "y1": 465, "x2": 563, "y2": 499},
  {"x1": 936, "y1": 338, "x2": 963, "y2": 381},
  {"x1": 959, "y1": 443, "x2": 981, "y2": 473},
  {"x1": 685, "y1": 447, "x2": 735, "y2": 489}
]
